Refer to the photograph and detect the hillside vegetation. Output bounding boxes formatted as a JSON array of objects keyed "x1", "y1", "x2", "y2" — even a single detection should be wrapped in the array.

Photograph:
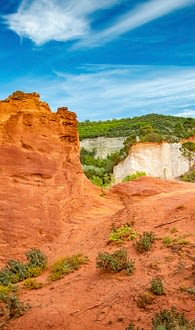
[
  {"x1": 78, "y1": 113, "x2": 195, "y2": 141},
  {"x1": 79, "y1": 114, "x2": 195, "y2": 186}
]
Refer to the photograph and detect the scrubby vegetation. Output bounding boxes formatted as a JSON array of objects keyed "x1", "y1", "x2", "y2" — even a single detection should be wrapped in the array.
[
  {"x1": 150, "y1": 277, "x2": 164, "y2": 296},
  {"x1": 0, "y1": 249, "x2": 47, "y2": 286},
  {"x1": 108, "y1": 224, "x2": 138, "y2": 244},
  {"x1": 0, "y1": 291, "x2": 30, "y2": 323},
  {"x1": 126, "y1": 306, "x2": 195, "y2": 330},
  {"x1": 79, "y1": 115, "x2": 195, "y2": 186},
  {"x1": 180, "y1": 169, "x2": 195, "y2": 182},
  {"x1": 180, "y1": 142, "x2": 195, "y2": 182},
  {"x1": 122, "y1": 172, "x2": 146, "y2": 182},
  {"x1": 135, "y1": 232, "x2": 155, "y2": 253},
  {"x1": 49, "y1": 254, "x2": 89, "y2": 281},
  {"x1": 80, "y1": 147, "x2": 124, "y2": 187},
  {"x1": 79, "y1": 114, "x2": 195, "y2": 141},
  {"x1": 23, "y1": 278, "x2": 43, "y2": 290},
  {"x1": 96, "y1": 248, "x2": 135, "y2": 275},
  {"x1": 162, "y1": 235, "x2": 190, "y2": 248},
  {"x1": 151, "y1": 306, "x2": 195, "y2": 330}
]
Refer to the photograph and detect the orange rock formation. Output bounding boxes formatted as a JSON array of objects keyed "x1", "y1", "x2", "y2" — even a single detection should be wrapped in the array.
[{"x1": 0, "y1": 91, "x2": 89, "y2": 262}]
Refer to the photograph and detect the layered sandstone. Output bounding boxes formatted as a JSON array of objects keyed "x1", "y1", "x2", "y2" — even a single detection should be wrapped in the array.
[{"x1": 0, "y1": 91, "x2": 89, "y2": 261}]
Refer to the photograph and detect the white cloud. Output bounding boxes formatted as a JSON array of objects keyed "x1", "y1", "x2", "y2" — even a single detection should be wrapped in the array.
[
  {"x1": 4, "y1": 0, "x2": 119, "y2": 45},
  {"x1": 4, "y1": 0, "x2": 195, "y2": 46},
  {"x1": 174, "y1": 110, "x2": 195, "y2": 117},
  {"x1": 79, "y1": 0, "x2": 195, "y2": 47}
]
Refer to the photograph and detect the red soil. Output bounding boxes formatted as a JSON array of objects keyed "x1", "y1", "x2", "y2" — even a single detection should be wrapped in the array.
[{"x1": 5, "y1": 177, "x2": 195, "y2": 330}]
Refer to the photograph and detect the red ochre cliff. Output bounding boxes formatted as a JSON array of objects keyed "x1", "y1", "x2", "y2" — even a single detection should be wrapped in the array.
[{"x1": 0, "y1": 91, "x2": 90, "y2": 262}]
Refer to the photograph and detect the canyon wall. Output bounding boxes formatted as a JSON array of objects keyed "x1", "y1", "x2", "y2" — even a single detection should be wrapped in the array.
[
  {"x1": 0, "y1": 91, "x2": 89, "y2": 261},
  {"x1": 113, "y1": 142, "x2": 190, "y2": 181},
  {"x1": 80, "y1": 137, "x2": 125, "y2": 158}
]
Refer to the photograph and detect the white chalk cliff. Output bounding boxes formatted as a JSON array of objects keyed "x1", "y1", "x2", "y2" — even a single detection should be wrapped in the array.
[
  {"x1": 80, "y1": 137, "x2": 125, "y2": 158},
  {"x1": 113, "y1": 142, "x2": 191, "y2": 181}
]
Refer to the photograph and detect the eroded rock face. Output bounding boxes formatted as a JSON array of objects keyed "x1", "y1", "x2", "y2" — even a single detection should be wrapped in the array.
[
  {"x1": 0, "y1": 91, "x2": 88, "y2": 261},
  {"x1": 80, "y1": 137, "x2": 125, "y2": 158},
  {"x1": 113, "y1": 141, "x2": 192, "y2": 182}
]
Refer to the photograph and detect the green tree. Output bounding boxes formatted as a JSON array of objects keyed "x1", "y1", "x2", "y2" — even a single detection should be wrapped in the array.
[{"x1": 180, "y1": 142, "x2": 195, "y2": 182}]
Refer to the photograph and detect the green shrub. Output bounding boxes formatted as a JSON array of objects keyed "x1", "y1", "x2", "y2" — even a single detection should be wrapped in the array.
[
  {"x1": 0, "y1": 292, "x2": 29, "y2": 319},
  {"x1": 180, "y1": 286, "x2": 195, "y2": 295},
  {"x1": 26, "y1": 248, "x2": 47, "y2": 269},
  {"x1": 150, "y1": 277, "x2": 164, "y2": 296},
  {"x1": 135, "y1": 232, "x2": 155, "y2": 253},
  {"x1": 0, "y1": 284, "x2": 17, "y2": 296},
  {"x1": 23, "y1": 278, "x2": 43, "y2": 290},
  {"x1": 0, "y1": 259, "x2": 29, "y2": 285},
  {"x1": 122, "y1": 172, "x2": 146, "y2": 182},
  {"x1": 152, "y1": 306, "x2": 192, "y2": 330},
  {"x1": 0, "y1": 249, "x2": 48, "y2": 286},
  {"x1": 49, "y1": 254, "x2": 88, "y2": 281},
  {"x1": 26, "y1": 265, "x2": 44, "y2": 277},
  {"x1": 6, "y1": 295, "x2": 29, "y2": 318},
  {"x1": 96, "y1": 248, "x2": 135, "y2": 275},
  {"x1": 91, "y1": 175, "x2": 104, "y2": 187},
  {"x1": 162, "y1": 236, "x2": 173, "y2": 247},
  {"x1": 109, "y1": 224, "x2": 138, "y2": 244},
  {"x1": 180, "y1": 170, "x2": 195, "y2": 183}
]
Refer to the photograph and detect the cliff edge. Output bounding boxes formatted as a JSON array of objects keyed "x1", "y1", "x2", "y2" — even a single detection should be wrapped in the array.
[{"x1": 0, "y1": 91, "x2": 89, "y2": 261}]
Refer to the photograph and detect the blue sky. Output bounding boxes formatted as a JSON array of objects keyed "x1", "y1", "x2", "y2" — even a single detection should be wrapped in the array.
[{"x1": 1, "y1": 0, "x2": 195, "y2": 121}]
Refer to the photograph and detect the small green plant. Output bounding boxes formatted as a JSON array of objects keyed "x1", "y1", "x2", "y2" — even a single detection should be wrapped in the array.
[
  {"x1": 162, "y1": 236, "x2": 173, "y2": 247},
  {"x1": 152, "y1": 306, "x2": 192, "y2": 330},
  {"x1": 49, "y1": 254, "x2": 88, "y2": 281},
  {"x1": 96, "y1": 248, "x2": 135, "y2": 275},
  {"x1": 23, "y1": 278, "x2": 43, "y2": 290},
  {"x1": 135, "y1": 232, "x2": 155, "y2": 252},
  {"x1": 0, "y1": 292, "x2": 29, "y2": 320},
  {"x1": 180, "y1": 286, "x2": 195, "y2": 295},
  {"x1": 26, "y1": 248, "x2": 47, "y2": 270},
  {"x1": 175, "y1": 238, "x2": 190, "y2": 246},
  {"x1": 109, "y1": 224, "x2": 138, "y2": 244},
  {"x1": 150, "y1": 277, "x2": 164, "y2": 295},
  {"x1": 0, "y1": 284, "x2": 17, "y2": 296},
  {"x1": 180, "y1": 169, "x2": 195, "y2": 183},
  {"x1": 170, "y1": 227, "x2": 177, "y2": 234},
  {"x1": 162, "y1": 236, "x2": 190, "y2": 248},
  {"x1": 6, "y1": 295, "x2": 29, "y2": 318},
  {"x1": 122, "y1": 172, "x2": 146, "y2": 182}
]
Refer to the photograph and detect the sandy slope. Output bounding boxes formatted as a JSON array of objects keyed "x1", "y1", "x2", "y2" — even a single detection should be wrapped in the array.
[{"x1": 4, "y1": 177, "x2": 195, "y2": 330}]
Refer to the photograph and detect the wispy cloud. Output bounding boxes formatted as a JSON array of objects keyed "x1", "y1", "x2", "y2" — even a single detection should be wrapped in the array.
[
  {"x1": 2, "y1": 65, "x2": 195, "y2": 120},
  {"x1": 4, "y1": 0, "x2": 195, "y2": 46},
  {"x1": 78, "y1": 0, "x2": 195, "y2": 47},
  {"x1": 174, "y1": 109, "x2": 195, "y2": 117},
  {"x1": 4, "y1": 0, "x2": 119, "y2": 45}
]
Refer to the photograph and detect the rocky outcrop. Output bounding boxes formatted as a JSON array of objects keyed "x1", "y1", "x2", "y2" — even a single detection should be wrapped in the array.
[
  {"x1": 113, "y1": 141, "x2": 193, "y2": 181},
  {"x1": 0, "y1": 91, "x2": 89, "y2": 261},
  {"x1": 80, "y1": 137, "x2": 125, "y2": 158}
]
